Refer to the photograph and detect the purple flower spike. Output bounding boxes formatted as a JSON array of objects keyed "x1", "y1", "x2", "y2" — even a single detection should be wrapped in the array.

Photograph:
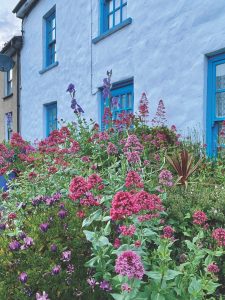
[
  {"x1": 50, "y1": 244, "x2": 57, "y2": 252},
  {"x1": 58, "y1": 209, "x2": 68, "y2": 219},
  {"x1": 67, "y1": 83, "x2": 75, "y2": 93},
  {"x1": 100, "y1": 280, "x2": 112, "y2": 292},
  {"x1": 51, "y1": 265, "x2": 61, "y2": 275},
  {"x1": 9, "y1": 240, "x2": 21, "y2": 251},
  {"x1": 39, "y1": 223, "x2": 49, "y2": 233},
  {"x1": 19, "y1": 272, "x2": 28, "y2": 284},
  {"x1": 0, "y1": 223, "x2": 6, "y2": 230}
]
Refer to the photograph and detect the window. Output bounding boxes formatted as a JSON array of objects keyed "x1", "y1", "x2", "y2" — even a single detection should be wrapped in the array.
[
  {"x1": 45, "y1": 102, "x2": 57, "y2": 137},
  {"x1": 45, "y1": 8, "x2": 56, "y2": 67},
  {"x1": 101, "y1": 0, "x2": 127, "y2": 33},
  {"x1": 5, "y1": 112, "x2": 13, "y2": 141},
  {"x1": 207, "y1": 53, "x2": 225, "y2": 157},
  {"x1": 4, "y1": 69, "x2": 13, "y2": 96},
  {"x1": 101, "y1": 79, "x2": 133, "y2": 130}
]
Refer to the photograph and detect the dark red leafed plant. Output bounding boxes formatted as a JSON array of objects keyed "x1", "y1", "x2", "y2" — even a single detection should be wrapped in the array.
[{"x1": 166, "y1": 150, "x2": 202, "y2": 187}]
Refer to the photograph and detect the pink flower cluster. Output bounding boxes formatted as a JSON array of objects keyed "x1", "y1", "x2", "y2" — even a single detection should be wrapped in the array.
[
  {"x1": 69, "y1": 174, "x2": 104, "y2": 206},
  {"x1": 138, "y1": 92, "x2": 149, "y2": 122},
  {"x1": 159, "y1": 169, "x2": 173, "y2": 187},
  {"x1": 110, "y1": 191, "x2": 163, "y2": 220},
  {"x1": 162, "y1": 226, "x2": 174, "y2": 239},
  {"x1": 207, "y1": 263, "x2": 220, "y2": 273},
  {"x1": 125, "y1": 171, "x2": 144, "y2": 189},
  {"x1": 107, "y1": 142, "x2": 118, "y2": 155},
  {"x1": 212, "y1": 228, "x2": 225, "y2": 247},
  {"x1": 193, "y1": 211, "x2": 208, "y2": 226},
  {"x1": 119, "y1": 225, "x2": 136, "y2": 236},
  {"x1": 115, "y1": 250, "x2": 144, "y2": 279}
]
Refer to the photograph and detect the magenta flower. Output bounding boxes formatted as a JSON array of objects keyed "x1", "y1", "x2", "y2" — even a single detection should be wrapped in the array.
[
  {"x1": 162, "y1": 226, "x2": 174, "y2": 239},
  {"x1": 115, "y1": 250, "x2": 144, "y2": 279},
  {"x1": 87, "y1": 278, "x2": 97, "y2": 287},
  {"x1": 207, "y1": 263, "x2": 220, "y2": 273},
  {"x1": 212, "y1": 228, "x2": 225, "y2": 247},
  {"x1": 23, "y1": 237, "x2": 34, "y2": 248},
  {"x1": 121, "y1": 283, "x2": 132, "y2": 292},
  {"x1": 19, "y1": 272, "x2": 28, "y2": 284},
  {"x1": 159, "y1": 169, "x2": 173, "y2": 187},
  {"x1": 193, "y1": 211, "x2": 208, "y2": 226}
]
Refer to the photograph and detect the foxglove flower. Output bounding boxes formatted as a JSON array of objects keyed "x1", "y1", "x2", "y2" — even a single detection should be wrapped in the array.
[
  {"x1": 50, "y1": 244, "x2": 57, "y2": 252},
  {"x1": 99, "y1": 280, "x2": 112, "y2": 291}
]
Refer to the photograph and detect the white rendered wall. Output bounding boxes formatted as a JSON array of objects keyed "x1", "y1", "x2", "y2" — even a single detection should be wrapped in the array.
[{"x1": 20, "y1": 0, "x2": 225, "y2": 141}]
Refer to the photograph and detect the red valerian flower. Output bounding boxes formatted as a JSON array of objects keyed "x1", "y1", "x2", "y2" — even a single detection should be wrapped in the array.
[
  {"x1": 113, "y1": 238, "x2": 121, "y2": 249},
  {"x1": 207, "y1": 263, "x2": 220, "y2": 273},
  {"x1": 193, "y1": 210, "x2": 208, "y2": 226},
  {"x1": 115, "y1": 250, "x2": 145, "y2": 279},
  {"x1": 119, "y1": 225, "x2": 136, "y2": 236},
  {"x1": 162, "y1": 226, "x2": 174, "y2": 239},
  {"x1": 88, "y1": 174, "x2": 104, "y2": 190},
  {"x1": 69, "y1": 176, "x2": 90, "y2": 201},
  {"x1": 133, "y1": 191, "x2": 164, "y2": 213},
  {"x1": 212, "y1": 228, "x2": 225, "y2": 247},
  {"x1": 110, "y1": 192, "x2": 135, "y2": 220},
  {"x1": 8, "y1": 212, "x2": 17, "y2": 220},
  {"x1": 76, "y1": 210, "x2": 85, "y2": 218},
  {"x1": 107, "y1": 142, "x2": 118, "y2": 155},
  {"x1": 125, "y1": 171, "x2": 144, "y2": 189}
]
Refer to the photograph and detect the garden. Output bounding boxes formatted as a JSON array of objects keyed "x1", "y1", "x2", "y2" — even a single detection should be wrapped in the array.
[{"x1": 0, "y1": 72, "x2": 225, "y2": 300}]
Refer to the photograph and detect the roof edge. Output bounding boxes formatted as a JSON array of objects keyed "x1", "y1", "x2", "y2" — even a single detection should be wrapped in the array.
[{"x1": 13, "y1": 0, "x2": 39, "y2": 19}]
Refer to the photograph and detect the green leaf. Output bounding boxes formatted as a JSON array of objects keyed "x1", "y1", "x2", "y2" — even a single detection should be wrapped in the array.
[
  {"x1": 164, "y1": 270, "x2": 182, "y2": 281},
  {"x1": 85, "y1": 256, "x2": 98, "y2": 267},
  {"x1": 98, "y1": 236, "x2": 110, "y2": 246},
  {"x1": 83, "y1": 230, "x2": 95, "y2": 242},
  {"x1": 151, "y1": 292, "x2": 166, "y2": 300},
  {"x1": 103, "y1": 221, "x2": 111, "y2": 236},
  {"x1": 82, "y1": 209, "x2": 102, "y2": 227},
  {"x1": 142, "y1": 228, "x2": 156, "y2": 237},
  {"x1": 188, "y1": 277, "x2": 202, "y2": 295},
  {"x1": 111, "y1": 294, "x2": 125, "y2": 300},
  {"x1": 147, "y1": 271, "x2": 162, "y2": 281}
]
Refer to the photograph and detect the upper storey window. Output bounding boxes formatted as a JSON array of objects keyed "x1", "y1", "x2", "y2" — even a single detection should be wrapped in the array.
[
  {"x1": 45, "y1": 8, "x2": 56, "y2": 67},
  {"x1": 101, "y1": 0, "x2": 127, "y2": 33}
]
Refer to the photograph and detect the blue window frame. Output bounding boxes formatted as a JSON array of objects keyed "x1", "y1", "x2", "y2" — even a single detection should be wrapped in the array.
[
  {"x1": 101, "y1": 79, "x2": 133, "y2": 130},
  {"x1": 45, "y1": 8, "x2": 56, "y2": 67},
  {"x1": 101, "y1": 0, "x2": 127, "y2": 33},
  {"x1": 207, "y1": 53, "x2": 225, "y2": 157},
  {"x1": 45, "y1": 102, "x2": 57, "y2": 137}
]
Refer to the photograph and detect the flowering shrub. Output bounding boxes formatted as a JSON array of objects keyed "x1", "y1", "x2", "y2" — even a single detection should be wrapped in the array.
[{"x1": 0, "y1": 78, "x2": 225, "y2": 299}]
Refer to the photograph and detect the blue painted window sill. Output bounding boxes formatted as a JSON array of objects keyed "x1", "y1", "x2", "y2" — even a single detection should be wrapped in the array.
[
  {"x1": 92, "y1": 18, "x2": 132, "y2": 44},
  {"x1": 39, "y1": 61, "x2": 59, "y2": 74}
]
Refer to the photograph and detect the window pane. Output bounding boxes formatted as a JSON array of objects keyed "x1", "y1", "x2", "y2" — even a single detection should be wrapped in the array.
[
  {"x1": 108, "y1": 14, "x2": 113, "y2": 29},
  {"x1": 216, "y1": 92, "x2": 225, "y2": 117},
  {"x1": 115, "y1": 9, "x2": 121, "y2": 25},
  {"x1": 128, "y1": 93, "x2": 132, "y2": 108},
  {"x1": 109, "y1": 0, "x2": 113, "y2": 12},
  {"x1": 122, "y1": 4, "x2": 127, "y2": 20},
  {"x1": 216, "y1": 63, "x2": 225, "y2": 90},
  {"x1": 122, "y1": 0, "x2": 127, "y2": 4},
  {"x1": 115, "y1": 0, "x2": 121, "y2": 9},
  {"x1": 121, "y1": 94, "x2": 126, "y2": 108}
]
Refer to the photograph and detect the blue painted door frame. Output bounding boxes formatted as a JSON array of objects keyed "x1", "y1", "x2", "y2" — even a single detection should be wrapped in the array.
[{"x1": 207, "y1": 53, "x2": 225, "y2": 157}]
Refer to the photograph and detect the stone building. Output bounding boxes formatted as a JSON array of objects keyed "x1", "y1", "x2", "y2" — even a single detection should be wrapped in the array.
[
  {"x1": 13, "y1": 0, "x2": 225, "y2": 156},
  {"x1": 0, "y1": 36, "x2": 22, "y2": 141}
]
